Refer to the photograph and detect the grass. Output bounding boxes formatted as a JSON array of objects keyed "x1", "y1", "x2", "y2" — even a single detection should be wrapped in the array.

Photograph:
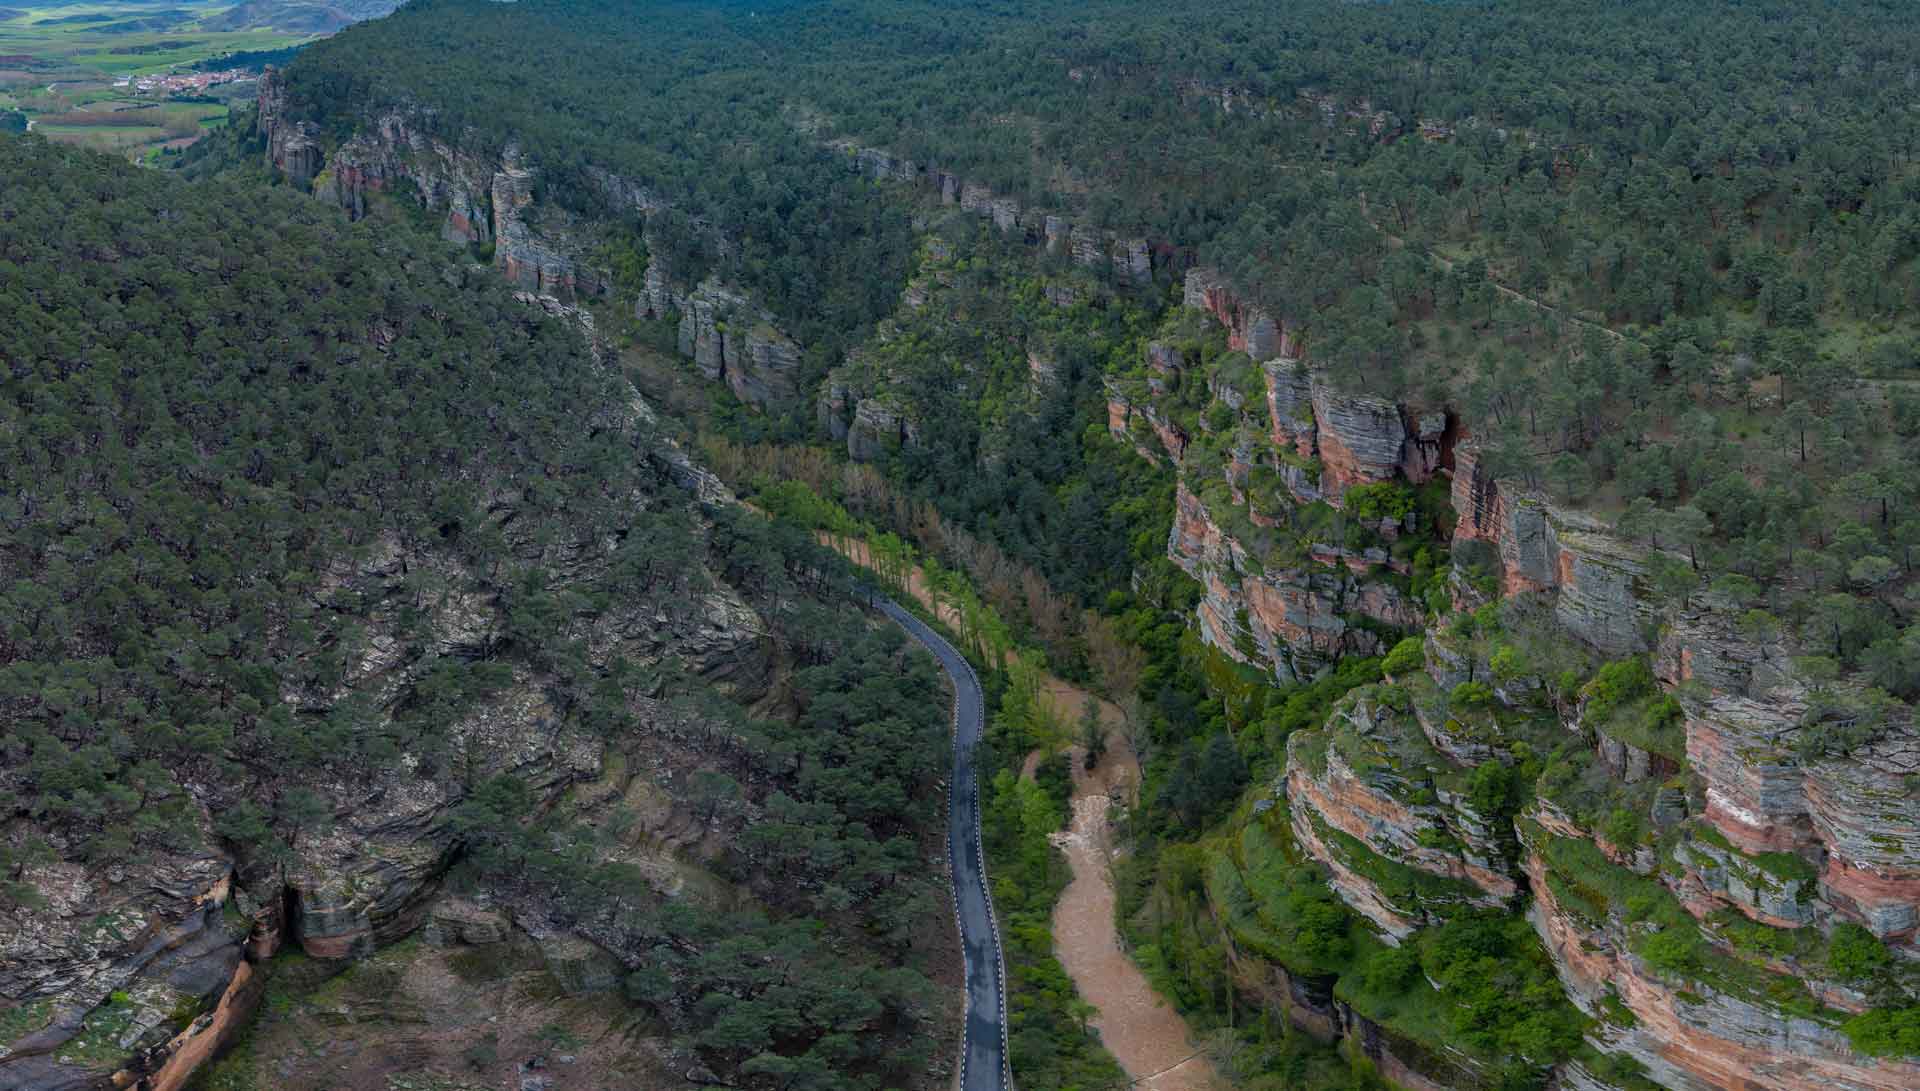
[
  {"x1": 0, "y1": 997, "x2": 55, "y2": 1044},
  {"x1": 0, "y1": 4, "x2": 313, "y2": 76}
]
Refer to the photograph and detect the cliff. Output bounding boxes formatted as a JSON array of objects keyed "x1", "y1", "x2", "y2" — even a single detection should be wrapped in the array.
[
  {"x1": 1167, "y1": 481, "x2": 1422, "y2": 681},
  {"x1": 829, "y1": 135, "x2": 1155, "y2": 287},
  {"x1": 1451, "y1": 445, "x2": 1652, "y2": 655},
  {"x1": 0, "y1": 263, "x2": 774, "y2": 1089},
  {"x1": 256, "y1": 70, "x2": 804, "y2": 411},
  {"x1": 258, "y1": 69, "x2": 609, "y2": 298},
  {"x1": 0, "y1": 514, "x2": 770, "y2": 1090},
  {"x1": 1134, "y1": 264, "x2": 1920, "y2": 1089},
  {"x1": 649, "y1": 275, "x2": 805, "y2": 411},
  {"x1": 1284, "y1": 688, "x2": 1521, "y2": 940},
  {"x1": 1112, "y1": 270, "x2": 1452, "y2": 682}
]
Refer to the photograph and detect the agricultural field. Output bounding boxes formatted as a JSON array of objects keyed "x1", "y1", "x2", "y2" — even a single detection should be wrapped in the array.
[{"x1": 0, "y1": 0, "x2": 396, "y2": 160}]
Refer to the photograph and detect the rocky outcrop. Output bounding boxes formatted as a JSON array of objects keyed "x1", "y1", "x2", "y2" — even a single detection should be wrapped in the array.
[
  {"x1": 846, "y1": 397, "x2": 916, "y2": 462},
  {"x1": 0, "y1": 850, "x2": 244, "y2": 1091},
  {"x1": 1181, "y1": 269, "x2": 1455, "y2": 504},
  {"x1": 257, "y1": 68, "x2": 322, "y2": 187},
  {"x1": 1528, "y1": 847, "x2": 1920, "y2": 1091},
  {"x1": 670, "y1": 279, "x2": 804, "y2": 410},
  {"x1": 1115, "y1": 300, "x2": 1445, "y2": 681},
  {"x1": 827, "y1": 136, "x2": 1155, "y2": 286},
  {"x1": 1170, "y1": 483, "x2": 1420, "y2": 682},
  {"x1": 1184, "y1": 268, "x2": 1299, "y2": 361},
  {"x1": 0, "y1": 429, "x2": 768, "y2": 1090},
  {"x1": 488, "y1": 154, "x2": 610, "y2": 298},
  {"x1": 1451, "y1": 444, "x2": 1652, "y2": 655},
  {"x1": 258, "y1": 78, "x2": 624, "y2": 301},
  {"x1": 315, "y1": 111, "x2": 495, "y2": 242},
  {"x1": 1284, "y1": 694, "x2": 1518, "y2": 941},
  {"x1": 1664, "y1": 678, "x2": 1920, "y2": 945}
]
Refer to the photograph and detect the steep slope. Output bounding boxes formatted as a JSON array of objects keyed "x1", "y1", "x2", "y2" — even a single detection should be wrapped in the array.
[
  {"x1": 1125, "y1": 271, "x2": 1920, "y2": 1090},
  {"x1": 0, "y1": 134, "x2": 956, "y2": 1091},
  {"x1": 181, "y1": 2, "x2": 1920, "y2": 1087}
]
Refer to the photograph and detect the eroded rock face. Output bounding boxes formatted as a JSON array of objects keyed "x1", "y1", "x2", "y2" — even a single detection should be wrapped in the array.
[
  {"x1": 318, "y1": 112, "x2": 496, "y2": 243},
  {"x1": 1528, "y1": 850, "x2": 1920, "y2": 1091},
  {"x1": 1807, "y1": 737, "x2": 1920, "y2": 941},
  {"x1": 1312, "y1": 387, "x2": 1408, "y2": 495},
  {"x1": 258, "y1": 81, "x2": 654, "y2": 305},
  {"x1": 1657, "y1": 613, "x2": 1920, "y2": 942},
  {"x1": 1673, "y1": 684, "x2": 1920, "y2": 944},
  {"x1": 1451, "y1": 445, "x2": 1651, "y2": 655},
  {"x1": 1284, "y1": 697, "x2": 1518, "y2": 942},
  {"x1": 672, "y1": 279, "x2": 804, "y2": 410},
  {"x1": 846, "y1": 397, "x2": 915, "y2": 462},
  {"x1": 1169, "y1": 483, "x2": 1419, "y2": 682},
  {"x1": 257, "y1": 68, "x2": 322, "y2": 188},
  {"x1": 1179, "y1": 270, "x2": 1453, "y2": 505},
  {"x1": 827, "y1": 137, "x2": 1156, "y2": 285},
  {"x1": 0, "y1": 428, "x2": 768, "y2": 1091},
  {"x1": 492, "y1": 158, "x2": 604, "y2": 298},
  {"x1": 1263, "y1": 359, "x2": 1316, "y2": 456}
]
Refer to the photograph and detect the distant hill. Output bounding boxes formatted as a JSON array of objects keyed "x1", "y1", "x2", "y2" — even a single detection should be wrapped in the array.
[{"x1": 203, "y1": 0, "x2": 399, "y2": 33}]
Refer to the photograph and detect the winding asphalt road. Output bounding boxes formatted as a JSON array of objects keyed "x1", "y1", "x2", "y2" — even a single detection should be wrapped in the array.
[{"x1": 873, "y1": 595, "x2": 1012, "y2": 1091}]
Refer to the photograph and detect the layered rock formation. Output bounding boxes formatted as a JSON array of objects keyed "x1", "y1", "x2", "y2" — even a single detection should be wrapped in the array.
[
  {"x1": 1284, "y1": 689, "x2": 1519, "y2": 940},
  {"x1": 257, "y1": 67, "x2": 321, "y2": 187},
  {"x1": 1146, "y1": 262, "x2": 1920, "y2": 1089},
  {"x1": 1110, "y1": 270, "x2": 1457, "y2": 680},
  {"x1": 258, "y1": 70, "x2": 609, "y2": 299},
  {"x1": 1654, "y1": 619, "x2": 1920, "y2": 947},
  {"x1": 258, "y1": 73, "x2": 807, "y2": 410},
  {"x1": 0, "y1": 361, "x2": 771, "y2": 1091},
  {"x1": 1169, "y1": 481, "x2": 1420, "y2": 681},
  {"x1": 830, "y1": 135, "x2": 1155, "y2": 287},
  {"x1": 1451, "y1": 445, "x2": 1652, "y2": 654},
  {"x1": 657, "y1": 278, "x2": 805, "y2": 410},
  {"x1": 0, "y1": 561, "x2": 767, "y2": 1090},
  {"x1": 1529, "y1": 837, "x2": 1920, "y2": 1091}
]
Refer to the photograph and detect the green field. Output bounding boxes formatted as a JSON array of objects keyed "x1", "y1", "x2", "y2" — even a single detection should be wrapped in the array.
[
  {"x1": 0, "y1": 2, "x2": 320, "y2": 75},
  {"x1": 0, "y1": 0, "x2": 390, "y2": 160}
]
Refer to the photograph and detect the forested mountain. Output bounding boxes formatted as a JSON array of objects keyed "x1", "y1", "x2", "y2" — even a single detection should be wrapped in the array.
[
  {"x1": 0, "y1": 134, "x2": 956, "y2": 1091},
  {"x1": 5, "y1": 1, "x2": 1920, "y2": 1090}
]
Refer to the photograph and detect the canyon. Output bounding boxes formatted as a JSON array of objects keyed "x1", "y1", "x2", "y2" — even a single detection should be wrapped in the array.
[{"x1": 65, "y1": 58, "x2": 1909, "y2": 1091}]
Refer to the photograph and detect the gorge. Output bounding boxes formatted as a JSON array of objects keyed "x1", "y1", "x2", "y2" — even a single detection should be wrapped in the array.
[{"x1": 6, "y1": 3, "x2": 1920, "y2": 1091}]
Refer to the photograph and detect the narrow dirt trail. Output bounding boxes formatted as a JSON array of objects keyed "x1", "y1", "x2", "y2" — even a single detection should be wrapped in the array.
[{"x1": 814, "y1": 532, "x2": 1218, "y2": 1087}]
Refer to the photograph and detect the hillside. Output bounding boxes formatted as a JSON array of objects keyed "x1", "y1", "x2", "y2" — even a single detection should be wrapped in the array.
[
  {"x1": 239, "y1": 2, "x2": 1920, "y2": 1087},
  {"x1": 0, "y1": 133, "x2": 958, "y2": 1091},
  {"x1": 3, "y1": 1, "x2": 1920, "y2": 1090}
]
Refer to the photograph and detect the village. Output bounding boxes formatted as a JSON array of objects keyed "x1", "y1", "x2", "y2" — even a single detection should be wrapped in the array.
[{"x1": 115, "y1": 68, "x2": 254, "y2": 96}]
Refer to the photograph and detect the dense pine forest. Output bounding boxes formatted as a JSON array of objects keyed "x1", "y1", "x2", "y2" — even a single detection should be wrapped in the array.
[{"x1": 5, "y1": 2, "x2": 1920, "y2": 1090}]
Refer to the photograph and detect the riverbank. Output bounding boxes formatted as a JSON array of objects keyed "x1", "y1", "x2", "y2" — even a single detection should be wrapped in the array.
[{"x1": 817, "y1": 530, "x2": 1218, "y2": 1090}]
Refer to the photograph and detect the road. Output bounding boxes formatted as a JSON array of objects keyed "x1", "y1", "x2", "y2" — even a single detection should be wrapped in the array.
[{"x1": 873, "y1": 595, "x2": 1011, "y2": 1091}]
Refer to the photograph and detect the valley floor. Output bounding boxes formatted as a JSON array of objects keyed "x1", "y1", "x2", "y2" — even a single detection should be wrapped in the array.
[
  {"x1": 821, "y1": 531, "x2": 1220, "y2": 1089},
  {"x1": 1051, "y1": 719, "x2": 1221, "y2": 1091}
]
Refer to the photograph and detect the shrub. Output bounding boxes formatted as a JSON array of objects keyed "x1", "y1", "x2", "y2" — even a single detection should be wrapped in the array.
[
  {"x1": 1489, "y1": 644, "x2": 1527, "y2": 682},
  {"x1": 1358, "y1": 945, "x2": 1421, "y2": 994},
  {"x1": 1842, "y1": 1006, "x2": 1920, "y2": 1057},
  {"x1": 1382, "y1": 636, "x2": 1426, "y2": 676},
  {"x1": 1451, "y1": 681, "x2": 1495, "y2": 708},
  {"x1": 1345, "y1": 482, "x2": 1417, "y2": 522},
  {"x1": 1602, "y1": 807, "x2": 1643, "y2": 848},
  {"x1": 1638, "y1": 929, "x2": 1702, "y2": 976},
  {"x1": 1581, "y1": 658, "x2": 1656, "y2": 726},
  {"x1": 1827, "y1": 923, "x2": 1892, "y2": 980}
]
